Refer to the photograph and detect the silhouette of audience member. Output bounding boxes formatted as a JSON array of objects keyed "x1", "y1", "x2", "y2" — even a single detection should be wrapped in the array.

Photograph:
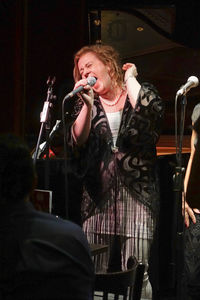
[{"x1": 0, "y1": 134, "x2": 94, "y2": 300}]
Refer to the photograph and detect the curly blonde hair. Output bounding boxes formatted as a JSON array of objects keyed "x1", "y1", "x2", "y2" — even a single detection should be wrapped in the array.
[{"x1": 73, "y1": 44, "x2": 124, "y2": 88}]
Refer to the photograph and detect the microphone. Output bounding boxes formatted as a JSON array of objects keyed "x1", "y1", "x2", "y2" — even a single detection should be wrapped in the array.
[
  {"x1": 64, "y1": 76, "x2": 97, "y2": 100},
  {"x1": 176, "y1": 76, "x2": 199, "y2": 96}
]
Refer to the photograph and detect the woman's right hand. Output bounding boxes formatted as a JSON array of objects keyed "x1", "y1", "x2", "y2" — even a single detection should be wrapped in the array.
[
  {"x1": 74, "y1": 79, "x2": 94, "y2": 107},
  {"x1": 182, "y1": 196, "x2": 196, "y2": 227}
]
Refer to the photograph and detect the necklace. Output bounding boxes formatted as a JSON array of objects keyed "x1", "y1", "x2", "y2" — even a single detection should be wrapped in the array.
[{"x1": 99, "y1": 90, "x2": 123, "y2": 106}]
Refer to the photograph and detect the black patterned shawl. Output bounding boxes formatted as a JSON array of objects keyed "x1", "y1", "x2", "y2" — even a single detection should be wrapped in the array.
[{"x1": 67, "y1": 82, "x2": 165, "y2": 221}]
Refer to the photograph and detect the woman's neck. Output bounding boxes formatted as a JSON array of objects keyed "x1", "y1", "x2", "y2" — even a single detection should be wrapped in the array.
[
  {"x1": 100, "y1": 86, "x2": 121, "y2": 101},
  {"x1": 99, "y1": 87, "x2": 127, "y2": 113}
]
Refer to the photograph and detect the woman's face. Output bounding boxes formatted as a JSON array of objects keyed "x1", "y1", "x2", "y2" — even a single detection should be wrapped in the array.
[{"x1": 78, "y1": 52, "x2": 112, "y2": 96}]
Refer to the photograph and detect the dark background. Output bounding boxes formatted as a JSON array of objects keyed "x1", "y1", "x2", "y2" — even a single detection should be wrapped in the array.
[
  {"x1": 1, "y1": 1, "x2": 199, "y2": 298},
  {"x1": 1, "y1": 0, "x2": 200, "y2": 149}
]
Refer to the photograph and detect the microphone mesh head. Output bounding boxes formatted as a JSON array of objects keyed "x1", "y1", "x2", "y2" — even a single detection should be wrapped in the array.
[
  {"x1": 188, "y1": 76, "x2": 199, "y2": 87},
  {"x1": 87, "y1": 77, "x2": 97, "y2": 86}
]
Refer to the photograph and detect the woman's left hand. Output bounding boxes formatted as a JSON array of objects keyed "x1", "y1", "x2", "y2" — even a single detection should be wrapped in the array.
[{"x1": 122, "y1": 63, "x2": 138, "y2": 82}]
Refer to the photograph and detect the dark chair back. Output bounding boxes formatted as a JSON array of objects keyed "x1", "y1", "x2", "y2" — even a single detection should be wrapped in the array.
[{"x1": 94, "y1": 256, "x2": 144, "y2": 300}]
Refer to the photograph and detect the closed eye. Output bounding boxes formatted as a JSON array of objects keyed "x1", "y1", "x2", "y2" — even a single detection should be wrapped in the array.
[{"x1": 86, "y1": 63, "x2": 92, "y2": 68}]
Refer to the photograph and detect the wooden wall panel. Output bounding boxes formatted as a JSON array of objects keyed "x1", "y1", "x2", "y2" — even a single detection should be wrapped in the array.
[{"x1": 0, "y1": 0, "x2": 88, "y2": 145}]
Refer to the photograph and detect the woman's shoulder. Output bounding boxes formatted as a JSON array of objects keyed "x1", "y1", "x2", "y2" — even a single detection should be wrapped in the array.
[
  {"x1": 141, "y1": 82, "x2": 159, "y2": 94},
  {"x1": 138, "y1": 82, "x2": 163, "y2": 110},
  {"x1": 192, "y1": 103, "x2": 200, "y2": 123}
]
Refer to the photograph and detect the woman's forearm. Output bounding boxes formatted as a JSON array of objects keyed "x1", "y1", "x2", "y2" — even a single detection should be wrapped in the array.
[
  {"x1": 125, "y1": 75, "x2": 141, "y2": 108},
  {"x1": 72, "y1": 104, "x2": 93, "y2": 146}
]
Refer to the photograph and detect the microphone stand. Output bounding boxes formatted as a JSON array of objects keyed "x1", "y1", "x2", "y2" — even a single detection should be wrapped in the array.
[
  {"x1": 172, "y1": 93, "x2": 187, "y2": 300},
  {"x1": 33, "y1": 77, "x2": 56, "y2": 190},
  {"x1": 32, "y1": 120, "x2": 62, "y2": 160}
]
